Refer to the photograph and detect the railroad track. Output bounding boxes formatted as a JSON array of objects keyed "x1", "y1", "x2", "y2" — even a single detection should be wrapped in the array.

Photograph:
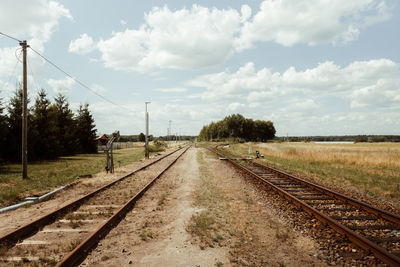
[
  {"x1": 211, "y1": 147, "x2": 400, "y2": 266},
  {"x1": 0, "y1": 145, "x2": 190, "y2": 266}
]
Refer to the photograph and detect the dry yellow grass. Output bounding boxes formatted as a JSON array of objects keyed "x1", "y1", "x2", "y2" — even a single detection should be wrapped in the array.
[{"x1": 229, "y1": 142, "x2": 400, "y2": 200}]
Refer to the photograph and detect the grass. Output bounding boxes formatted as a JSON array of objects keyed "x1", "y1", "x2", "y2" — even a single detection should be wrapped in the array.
[
  {"x1": 0, "y1": 146, "x2": 146, "y2": 205},
  {"x1": 227, "y1": 142, "x2": 400, "y2": 200},
  {"x1": 187, "y1": 150, "x2": 226, "y2": 248}
]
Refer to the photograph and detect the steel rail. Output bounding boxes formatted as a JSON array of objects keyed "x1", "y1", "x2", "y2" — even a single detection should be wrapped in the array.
[
  {"x1": 56, "y1": 146, "x2": 190, "y2": 266},
  {"x1": 210, "y1": 147, "x2": 400, "y2": 266},
  {"x1": 250, "y1": 160, "x2": 400, "y2": 224},
  {"x1": 0, "y1": 146, "x2": 185, "y2": 248}
]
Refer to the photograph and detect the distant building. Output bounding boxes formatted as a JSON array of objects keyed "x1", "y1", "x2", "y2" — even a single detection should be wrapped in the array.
[{"x1": 97, "y1": 134, "x2": 109, "y2": 146}]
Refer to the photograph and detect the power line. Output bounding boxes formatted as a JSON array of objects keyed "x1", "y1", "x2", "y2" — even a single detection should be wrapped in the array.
[
  {"x1": 1, "y1": 32, "x2": 138, "y2": 115},
  {"x1": 29, "y1": 46, "x2": 137, "y2": 114},
  {"x1": 0, "y1": 31, "x2": 22, "y2": 42}
]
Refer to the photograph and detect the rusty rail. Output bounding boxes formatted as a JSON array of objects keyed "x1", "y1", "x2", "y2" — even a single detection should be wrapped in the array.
[
  {"x1": 210, "y1": 147, "x2": 400, "y2": 266},
  {"x1": 0, "y1": 146, "x2": 185, "y2": 248}
]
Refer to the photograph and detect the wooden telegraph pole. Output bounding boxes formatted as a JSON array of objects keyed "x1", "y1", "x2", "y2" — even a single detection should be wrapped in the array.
[{"x1": 20, "y1": 40, "x2": 29, "y2": 179}]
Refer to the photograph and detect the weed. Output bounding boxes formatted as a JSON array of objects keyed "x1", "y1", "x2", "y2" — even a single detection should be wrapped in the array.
[
  {"x1": 187, "y1": 211, "x2": 216, "y2": 238},
  {"x1": 275, "y1": 227, "x2": 290, "y2": 241},
  {"x1": 158, "y1": 192, "x2": 168, "y2": 206},
  {"x1": 0, "y1": 245, "x2": 7, "y2": 256},
  {"x1": 215, "y1": 261, "x2": 224, "y2": 267},
  {"x1": 67, "y1": 238, "x2": 82, "y2": 251},
  {"x1": 65, "y1": 212, "x2": 85, "y2": 221},
  {"x1": 69, "y1": 220, "x2": 82, "y2": 229},
  {"x1": 140, "y1": 230, "x2": 154, "y2": 241},
  {"x1": 39, "y1": 257, "x2": 58, "y2": 266},
  {"x1": 101, "y1": 255, "x2": 110, "y2": 261}
]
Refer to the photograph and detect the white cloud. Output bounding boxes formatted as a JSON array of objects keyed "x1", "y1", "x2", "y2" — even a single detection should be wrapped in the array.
[
  {"x1": 0, "y1": 0, "x2": 72, "y2": 89},
  {"x1": 236, "y1": 0, "x2": 391, "y2": 49},
  {"x1": 47, "y1": 77, "x2": 76, "y2": 94},
  {"x1": 69, "y1": 33, "x2": 96, "y2": 55},
  {"x1": 97, "y1": 5, "x2": 244, "y2": 72},
  {"x1": 0, "y1": 0, "x2": 72, "y2": 45},
  {"x1": 228, "y1": 102, "x2": 246, "y2": 112},
  {"x1": 153, "y1": 87, "x2": 187, "y2": 93},
  {"x1": 189, "y1": 59, "x2": 400, "y2": 110},
  {"x1": 93, "y1": 1, "x2": 391, "y2": 73}
]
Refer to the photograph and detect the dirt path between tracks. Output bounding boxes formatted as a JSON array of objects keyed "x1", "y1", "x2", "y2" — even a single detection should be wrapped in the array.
[{"x1": 84, "y1": 147, "x2": 325, "y2": 267}]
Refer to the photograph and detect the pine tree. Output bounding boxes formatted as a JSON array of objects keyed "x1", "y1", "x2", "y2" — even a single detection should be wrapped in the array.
[
  {"x1": 31, "y1": 89, "x2": 59, "y2": 159},
  {"x1": 6, "y1": 89, "x2": 24, "y2": 161},
  {"x1": 0, "y1": 96, "x2": 8, "y2": 162},
  {"x1": 75, "y1": 103, "x2": 97, "y2": 153},
  {"x1": 54, "y1": 94, "x2": 76, "y2": 155}
]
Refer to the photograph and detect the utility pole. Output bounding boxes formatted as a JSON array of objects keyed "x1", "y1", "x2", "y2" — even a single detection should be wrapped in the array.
[
  {"x1": 168, "y1": 120, "x2": 171, "y2": 141},
  {"x1": 145, "y1": 102, "x2": 150, "y2": 159},
  {"x1": 20, "y1": 40, "x2": 29, "y2": 179}
]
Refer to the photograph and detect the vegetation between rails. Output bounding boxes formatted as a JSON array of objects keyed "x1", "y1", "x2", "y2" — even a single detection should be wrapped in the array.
[
  {"x1": 0, "y1": 147, "x2": 145, "y2": 205},
  {"x1": 187, "y1": 150, "x2": 227, "y2": 249},
  {"x1": 189, "y1": 149, "x2": 299, "y2": 266},
  {"x1": 228, "y1": 142, "x2": 400, "y2": 200}
]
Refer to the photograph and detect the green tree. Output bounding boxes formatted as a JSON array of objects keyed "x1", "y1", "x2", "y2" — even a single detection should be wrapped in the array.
[
  {"x1": 53, "y1": 94, "x2": 77, "y2": 155},
  {"x1": 31, "y1": 89, "x2": 59, "y2": 160},
  {"x1": 0, "y1": 96, "x2": 8, "y2": 162},
  {"x1": 138, "y1": 132, "x2": 145, "y2": 142},
  {"x1": 198, "y1": 114, "x2": 276, "y2": 142},
  {"x1": 5, "y1": 89, "x2": 24, "y2": 161},
  {"x1": 75, "y1": 103, "x2": 97, "y2": 153}
]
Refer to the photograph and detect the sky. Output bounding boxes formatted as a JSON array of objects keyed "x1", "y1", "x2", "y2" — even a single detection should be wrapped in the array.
[{"x1": 0, "y1": 0, "x2": 399, "y2": 137}]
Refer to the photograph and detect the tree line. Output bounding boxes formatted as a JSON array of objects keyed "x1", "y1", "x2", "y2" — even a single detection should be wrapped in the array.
[
  {"x1": 0, "y1": 88, "x2": 97, "y2": 163},
  {"x1": 278, "y1": 135, "x2": 400, "y2": 143},
  {"x1": 198, "y1": 114, "x2": 276, "y2": 142}
]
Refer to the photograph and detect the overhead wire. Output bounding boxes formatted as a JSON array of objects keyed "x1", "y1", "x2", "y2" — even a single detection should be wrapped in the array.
[
  {"x1": 1, "y1": 31, "x2": 138, "y2": 115},
  {"x1": 0, "y1": 31, "x2": 22, "y2": 42},
  {"x1": 27, "y1": 55, "x2": 42, "y2": 94},
  {"x1": 29, "y1": 46, "x2": 138, "y2": 115}
]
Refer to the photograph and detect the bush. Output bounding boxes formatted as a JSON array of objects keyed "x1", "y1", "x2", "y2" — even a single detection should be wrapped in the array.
[{"x1": 148, "y1": 139, "x2": 167, "y2": 152}]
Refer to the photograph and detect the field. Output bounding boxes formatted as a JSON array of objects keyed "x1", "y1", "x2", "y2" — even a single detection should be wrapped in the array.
[
  {"x1": 227, "y1": 142, "x2": 400, "y2": 201},
  {"x1": 0, "y1": 146, "x2": 146, "y2": 205}
]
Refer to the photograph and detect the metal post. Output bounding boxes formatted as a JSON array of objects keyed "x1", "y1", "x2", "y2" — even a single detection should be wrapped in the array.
[
  {"x1": 145, "y1": 102, "x2": 150, "y2": 159},
  {"x1": 168, "y1": 120, "x2": 171, "y2": 141},
  {"x1": 20, "y1": 40, "x2": 28, "y2": 179}
]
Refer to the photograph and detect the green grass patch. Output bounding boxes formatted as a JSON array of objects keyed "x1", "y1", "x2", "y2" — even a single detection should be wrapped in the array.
[
  {"x1": 187, "y1": 150, "x2": 226, "y2": 247},
  {"x1": 0, "y1": 147, "x2": 145, "y2": 205}
]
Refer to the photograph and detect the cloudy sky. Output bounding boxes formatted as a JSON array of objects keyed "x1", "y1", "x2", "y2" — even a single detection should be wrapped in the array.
[{"x1": 0, "y1": 0, "x2": 399, "y2": 136}]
